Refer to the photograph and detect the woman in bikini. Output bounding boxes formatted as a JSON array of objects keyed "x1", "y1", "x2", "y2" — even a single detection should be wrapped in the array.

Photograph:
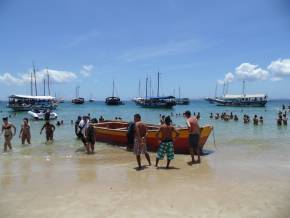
[
  {"x1": 19, "y1": 118, "x2": 31, "y2": 144},
  {"x1": 1, "y1": 117, "x2": 16, "y2": 152}
]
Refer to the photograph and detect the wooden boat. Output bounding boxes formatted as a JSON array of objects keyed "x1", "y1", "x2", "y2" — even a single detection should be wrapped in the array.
[{"x1": 93, "y1": 121, "x2": 213, "y2": 154}]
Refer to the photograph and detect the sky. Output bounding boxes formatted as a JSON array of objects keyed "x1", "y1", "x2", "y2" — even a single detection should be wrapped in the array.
[{"x1": 0, "y1": 0, "x2": 290, "y2": 100}]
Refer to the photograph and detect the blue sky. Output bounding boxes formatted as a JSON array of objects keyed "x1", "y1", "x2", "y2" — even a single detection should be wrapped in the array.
[{"x1": 0, "y1": 0, "x2": 290, "y2": 100}]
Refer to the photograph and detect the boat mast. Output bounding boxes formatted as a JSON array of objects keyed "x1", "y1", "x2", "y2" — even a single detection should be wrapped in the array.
[
  {"x1": 138, "y1": 80, "x2": 141, "y2": 97},
  {"x1": 178, "y1": 86, "x2": 181, "y2": 99},
  {"x1": 76, "y1": 86, "x2": 80, "y2": 98},
  {"x1": 43, "y1": 78, "x2": 46, "y2": 96},
  {"x1": 30, "y1": 72, "x2": 33, "y2": 96},
  {"x1": 145, "y1": 76, "x2": 148, "y2": 99},
  {"x1": 47, "y1": 69, "x2": 51, "y2": 96},
  {"x1": 149, "y1": 76, "x2": 152, "y2": 97},
  {"x1": 214, "y1": 83, "x2": 218, "y2": 98},
  {"x1": 242, "y1": 80, "x2": 246, "y2": 96},
  {"x1": 33, "y1": 63, "x2": 38, "y2": 96},
  {"x1": 112, "y1": 80, "x2": 115, "y2": 97},
  {"x1": 157, "y1": 72, "x2": 160, "y2": 97}
]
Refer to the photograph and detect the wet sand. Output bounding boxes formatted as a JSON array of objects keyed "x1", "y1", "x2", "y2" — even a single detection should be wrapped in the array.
[{"x1": 0, "y1": 144, "x2": 290, "y2": 218}]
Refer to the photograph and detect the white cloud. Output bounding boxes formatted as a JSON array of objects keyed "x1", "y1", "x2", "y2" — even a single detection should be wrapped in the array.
[
  {"x1": 80, "y1": 65, "x2": 94, "y2": 77},
  {"x1": 267, "y1": 58, "x2": 290, "y2": 77},
  {"x1": 218, "y1": 72, "x2": 234, "y2": 84},
  {"x1": 0, "y1": 69, "x2": 77, "y2": 85},
  {"x1": 0, "y1": 73, "x2": 23, "y2": 85},
  {"x1": 235, "y1": 63, "x2": 269, "y2": 81}
]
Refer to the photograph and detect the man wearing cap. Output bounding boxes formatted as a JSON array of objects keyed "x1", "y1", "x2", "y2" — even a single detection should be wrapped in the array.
[{"x1": 183, "y1": 111, "x2": 201, "y2": 164}]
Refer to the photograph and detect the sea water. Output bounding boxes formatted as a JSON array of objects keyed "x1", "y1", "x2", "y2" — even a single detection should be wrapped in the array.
[{"x1": 0, "y1": 100, "x2": 289, "y2": 158}]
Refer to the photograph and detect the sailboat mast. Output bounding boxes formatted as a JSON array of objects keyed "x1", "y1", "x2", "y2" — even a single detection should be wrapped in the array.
[
  {"x1": 30, "y1": 72, "x2": 33, "y2": 95},
  {"x1": 178, "y1": 86, "x2": 181, "y2": 99},
  {"x1": 33, "y1": 63, "x2": 38, "y2": 96},
  {"x1": 214, "y1": 83, "x2": 218, "y2": 98},
  {"x1": 43, "y1": 78, "x2": 46, "y2": 96},
  {"x1": 242, "y1": 80, "x2": 246, "y2": 96},
  {"x1": 138, "y1": 80, "x2": 141, "y2": 97},
  {"x1": 47, "y1": 69, "x2": 51, "y2": 96},
  {"x1": 112, "y1": 80, "x2": 115, "y2": 97},
  {"x1": 157, "y1": 72, "x2": 160, "y2": 97},
  {"x1": 145, "y1": 76, "x2": 148, "y2": 99},
  {"x1": 149, "y1": 77, "x2": 152, "y2": 97}
]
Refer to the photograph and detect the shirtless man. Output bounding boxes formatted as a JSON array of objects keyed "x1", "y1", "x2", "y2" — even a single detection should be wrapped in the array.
[
  {"x1": 133, "y1": 114, "x2": 151, "y2": 170},
  {"x1": 19, "y1": 118, "x2": 31, "y2": 144},
  {"x1": 183, "y1": 111, "x2": 201, "y2": 164},
  {"x1": 155, "y1": 116, "x2": 179, "y2": 168},
  {"x1": 40, "y1": 121, "x2": 55, "y2": 142},
  {"x1": 85, "y1": 121, "x2": 96, "y2": 154},
  {"x1": 1, "y1": 117, "x2": 16, "y2": 152}
]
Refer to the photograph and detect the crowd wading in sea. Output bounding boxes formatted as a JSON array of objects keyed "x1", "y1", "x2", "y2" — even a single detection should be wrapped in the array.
[{"x1": 1, "y1": 104, "x2": 289, "y2": 171}]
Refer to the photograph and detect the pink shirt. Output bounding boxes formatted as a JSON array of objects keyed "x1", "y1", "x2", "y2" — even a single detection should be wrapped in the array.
[{"x1": 186, "y1": 116, "x2": 200, "y2": 134}]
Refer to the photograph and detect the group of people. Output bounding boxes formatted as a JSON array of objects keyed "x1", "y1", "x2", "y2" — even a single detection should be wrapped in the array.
[
  {"x1": 75, "y1": 115, "x2": 97, "y2": 154},
  {"x1": 127, "y1": 110, "x2": 201, "y2": 170},
  {"x1": 1, "y1": 116, "x2": 56, "y2": 152},
  {"x1": 210, "y1": 112, "x2": 265, "y2": 125},
  {"x1": 277, "y1": 110, "x2": 288, "y2": 126}
]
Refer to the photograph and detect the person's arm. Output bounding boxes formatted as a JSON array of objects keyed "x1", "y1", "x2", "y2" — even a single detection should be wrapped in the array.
[
  {"x1": 19, "y1": 126, "x2": 23, "y2": 138},
  {"x1": 52, "y1": 124, "x2": 55, "y2": 132},
  {"x1": 11, "y1": 124, "x2": 16, "y2": 136},
  {"x1": 40, "y1": 125, "x2": 45, "y2": 134},
  {"x1": 173, "y1": 127, "x2": 180, "y2": 139},
  {"x1": 155, "y1": 128, "x2": 161, "y2": 140}
]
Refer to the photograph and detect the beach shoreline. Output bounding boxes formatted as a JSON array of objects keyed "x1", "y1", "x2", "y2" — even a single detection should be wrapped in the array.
[{"x1": 1, "y1": 144, "x2": 289, "y2": 218}]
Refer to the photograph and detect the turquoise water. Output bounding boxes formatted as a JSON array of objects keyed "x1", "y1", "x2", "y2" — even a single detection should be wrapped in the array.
[{"x1": 0, "y1": 100, "x2": 289, "y2": 157}]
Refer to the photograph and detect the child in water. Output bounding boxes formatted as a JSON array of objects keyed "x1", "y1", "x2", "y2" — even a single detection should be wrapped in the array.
[{"x1": 40, "y1": 121, "x2": 55, "y2": 142}]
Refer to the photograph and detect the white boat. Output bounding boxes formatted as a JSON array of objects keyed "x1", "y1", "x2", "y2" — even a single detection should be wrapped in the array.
[
  {"x1": 8, "y1": 95, "x2": 58, "y2": 111},
  {"x1": 28, "y1": 109, "x2": 58, "y2": 120}
]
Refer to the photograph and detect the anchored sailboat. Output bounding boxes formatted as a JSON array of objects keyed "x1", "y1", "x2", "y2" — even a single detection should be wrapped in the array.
[{"x1": 105, "y1": 80, "x2": 123, "y2": 105}]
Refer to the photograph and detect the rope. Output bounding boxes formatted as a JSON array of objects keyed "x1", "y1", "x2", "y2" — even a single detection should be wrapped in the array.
[{"x1": 212, "y1": 126, "x2": 218, "y2": 151}]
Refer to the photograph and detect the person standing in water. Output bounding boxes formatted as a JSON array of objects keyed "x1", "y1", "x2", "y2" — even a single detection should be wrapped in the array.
[
  {"x1": 155, "y1": 116, "x2": 179, "y2": 169},
  {"x1": 40, "y1": 121, "x2": 55, "y2": 142},
  {"x1": 183, "y1": 111, "x2": 201, "y2": 164},
  {"x1": 133, "y1": 114, "x2": 151, "y2": 170},
  {"x1": 19, "y1": 118, "x2": 31, "y2": 144},
  {"x1": 85, "y1": 120, "x2": 96, "y2": 154},
  {"x1": 1, "y1": 117, "x2": 16, "y2": 152}
]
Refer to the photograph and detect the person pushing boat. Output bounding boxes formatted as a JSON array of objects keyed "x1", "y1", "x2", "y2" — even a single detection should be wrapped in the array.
[
  {"x1": 133, "y1": 114, "x2": 151, "y2": 170},
  {"x1": 183, "y1": 111, "x2": 201, "y2": 164},
  {"x1": 155, "y1": 116, "x2": 179, "y2": 169}
]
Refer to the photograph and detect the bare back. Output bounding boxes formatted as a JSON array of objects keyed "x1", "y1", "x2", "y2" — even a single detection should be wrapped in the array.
[{"x1": 135, "y1": 121, "x2": 147, "y2": 139}]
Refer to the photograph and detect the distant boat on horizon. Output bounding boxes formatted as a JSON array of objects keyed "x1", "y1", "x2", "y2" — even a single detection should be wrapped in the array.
[
  {"x1": 176, "y1": 87, "x2": 190, "y2": 105},
  {"x1": 135, "y1": 72, "x2": 176, "y2": 108},
  {"x1": 205, "y1": 80, "x2": 268, "y2": 107},
  {"x1": 105, "y1": 80, "x2": 123, "y2": 105},
  {"x1": 72, "y1": 86, "x2": 84, "y2": 104}
]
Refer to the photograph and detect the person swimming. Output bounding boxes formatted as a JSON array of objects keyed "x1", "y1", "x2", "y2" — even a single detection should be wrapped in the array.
[{"x1": 253, "y1": 115, "x2": 259, "y2": 125}]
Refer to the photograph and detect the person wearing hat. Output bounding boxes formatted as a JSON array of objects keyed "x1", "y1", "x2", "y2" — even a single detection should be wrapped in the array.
[
  {"x1": 183, "y1": 111, "x2": 201, "y2": 164},
  {"x1": 155, "y1": 116, "x2": 179, "y2": 169},
  {"x1": 1, "y1": 117, "x2": 16, "y2": 152}
]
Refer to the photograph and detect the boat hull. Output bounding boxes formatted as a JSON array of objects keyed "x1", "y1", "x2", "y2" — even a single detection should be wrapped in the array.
[{"x1": 94, "y1": 121, "x2": 213, "y2": 154}]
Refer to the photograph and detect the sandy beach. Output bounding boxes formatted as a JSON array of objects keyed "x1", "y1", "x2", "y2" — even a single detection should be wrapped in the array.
[{"x1": 1, "y1": 143, "x2": 289, "y2": 218}]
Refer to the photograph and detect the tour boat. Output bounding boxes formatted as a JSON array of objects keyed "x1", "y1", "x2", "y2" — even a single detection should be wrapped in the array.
[
  {"x1": 93, "y1": 121, "x2": 213, "y2": 154},
  {"x1": 7, "y1": 95, "x2": 58, "y2": 111}
]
